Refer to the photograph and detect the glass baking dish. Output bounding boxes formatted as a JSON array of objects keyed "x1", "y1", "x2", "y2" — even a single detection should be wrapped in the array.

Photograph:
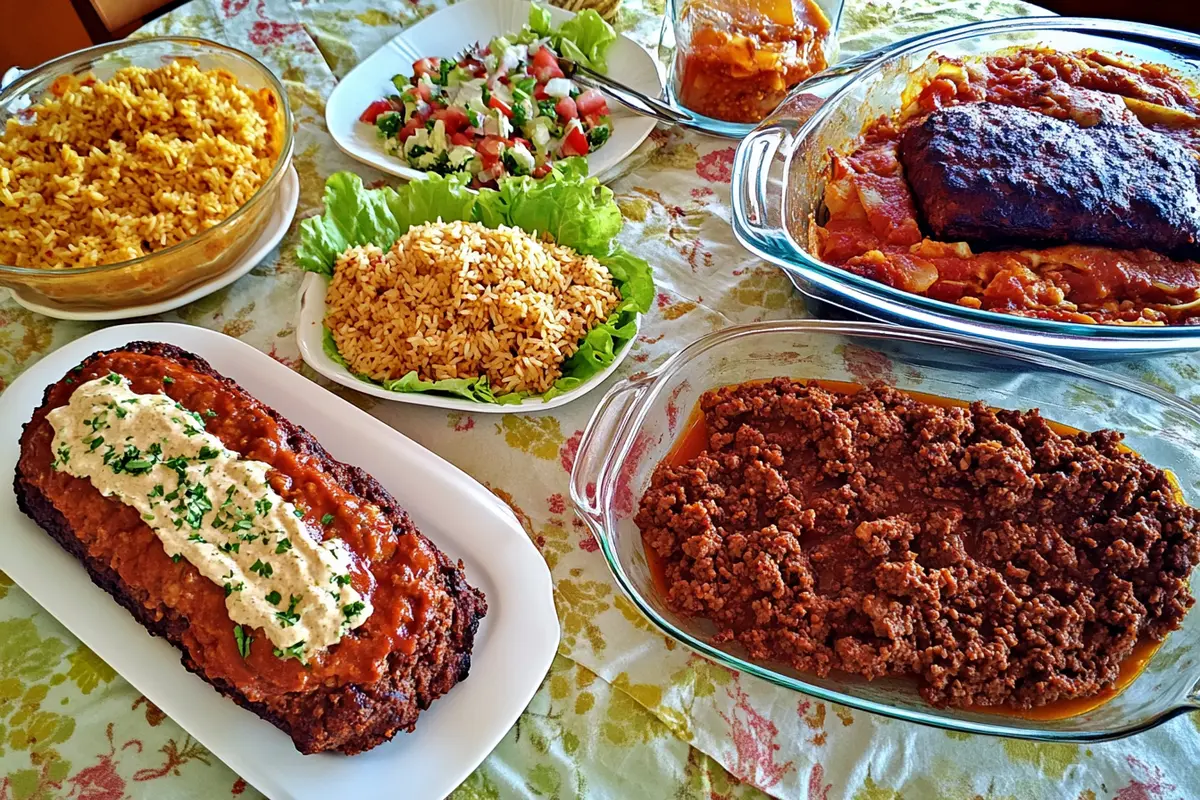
[
  {"x1": 569, "y1": 320, "x2": 1200, "y2": 741},
  {"x1": 0, "y1": 37, "x2": 294, "y2": 313},
  {"x1": 730, "y1": 17, "x2": 1200, "y2": 356}
]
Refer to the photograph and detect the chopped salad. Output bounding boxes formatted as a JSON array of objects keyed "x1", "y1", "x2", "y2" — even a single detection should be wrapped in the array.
[{"x1": 359, "y1": 4, "x2": 617, "y2": 186}]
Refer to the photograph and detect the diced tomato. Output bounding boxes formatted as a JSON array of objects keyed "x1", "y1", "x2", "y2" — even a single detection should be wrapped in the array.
[
  {"x1": 575, "y1": 89, "x2": 609, "y2": 118},
  {"x1": 531, "y1": 46, "x2": 564, "y2": 82},
  {"x1": 555, "y1": 96, "x2": 578, "y2": 120},
  {"x1": 532, "y1": 164, "x2": 552, "y2": 178},
  {"x1": 513, "y1": 137, "x2": 532, "y2": 151},
  {"x1": 412, "y1": 57, "x2": 441, "y2": 77},
  {"x1": 431, "y1": 107, "x2": 469, "y2": 133},
  {"x1": 561, "y1": 126, "x2": 590, "y2": 157},
  {"x1": 582, "y1": 113, "x2": 604, "y2": 130},
  {"x1": 534, "y1": 84, "x2": 550, "y2": 101},
  {"x1": 398, "y1": 114, "x2": 427, "y2": 142},
  {"x1": 488, "y1": 96, "x2": 513, "y2": 118},
  {"x1": 413, "y1": 82, "x2": 433, "y2": 103},
  {"x1": 450, "y1": 132, "x2": 474, "y2": 147},
  {"x1": 359, "y1": 99, "x2": 394, "y2": 124},
  {"x1": 477, "y1": 135, "x2": 507, "y2": 167}
]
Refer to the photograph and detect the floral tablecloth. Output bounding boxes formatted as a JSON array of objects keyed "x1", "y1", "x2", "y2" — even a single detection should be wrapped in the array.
[{"x1": 4, "y1": 1, "x2": 1200, "y2": 798}]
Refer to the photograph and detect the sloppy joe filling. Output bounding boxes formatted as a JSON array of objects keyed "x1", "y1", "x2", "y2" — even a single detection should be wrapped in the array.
[{"x1": 636, "y1": 379, "x2": 1200, "y2": 710}]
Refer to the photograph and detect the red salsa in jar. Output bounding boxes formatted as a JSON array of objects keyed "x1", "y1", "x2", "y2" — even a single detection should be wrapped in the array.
[{"x1": 673, "y1": 0, "x2": 832, "y2": 123}]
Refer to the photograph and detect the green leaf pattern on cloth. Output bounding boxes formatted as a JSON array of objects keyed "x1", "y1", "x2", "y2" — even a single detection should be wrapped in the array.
[{"x1": 4, "y1": 0, "x2": 1200, "y2": 797}]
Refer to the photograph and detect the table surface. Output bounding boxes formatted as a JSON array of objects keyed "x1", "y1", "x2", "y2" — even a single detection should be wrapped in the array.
[{"x1": 4, "y1": 1, "x2": 1200, "y2": 798}]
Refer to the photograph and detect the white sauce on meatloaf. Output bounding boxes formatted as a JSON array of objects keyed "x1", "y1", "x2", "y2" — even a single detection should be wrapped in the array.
[{"x1": 47, "y1": 373, "x2": 372, "y2": 661}]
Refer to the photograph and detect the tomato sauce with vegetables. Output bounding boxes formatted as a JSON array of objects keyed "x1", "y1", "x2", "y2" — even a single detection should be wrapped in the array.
[
  {"x1": 674, "y1": 0, "x2": 831, "y2": 123},
  {"x1": 813, "y1": 48, "x2": 1200, "y2": 325}
]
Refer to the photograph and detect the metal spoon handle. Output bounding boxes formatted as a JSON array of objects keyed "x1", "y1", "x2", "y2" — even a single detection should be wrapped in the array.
[{"x1": 559, "y1": 58, "x2": 695, "y2": 126}]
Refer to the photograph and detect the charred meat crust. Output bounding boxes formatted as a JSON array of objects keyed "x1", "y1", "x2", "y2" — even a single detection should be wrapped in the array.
[
  {"x1": 899, "y1": 102, "x2": 1200, "y2": 258},
  {"x1": 14, "y1": 341, "x2": 487, "y2": 755}
]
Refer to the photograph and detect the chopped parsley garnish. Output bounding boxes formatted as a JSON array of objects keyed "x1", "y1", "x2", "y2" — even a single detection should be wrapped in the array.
[
  {"x1": 342, "y1": 601, "x2": 366, "y2": 622},
  {"x1": 197, "y1": 445, "x2": 221, "y2": 460},
  {"x1": 331, "y1": 574, "x2": 352, "y2": 588},
  {"x1": 149, "y1": 484, "x2": 164, "y2": 498},
  {"x1": 273, "y1": 641, "x2": 306, "y2": 662},
  {"x1": 141, "y1": 512, "x2": 155, "y2": 522},
  {"x1": 320, "y1": 513, "x2": 334, "y2": 526},
  {"x1": 231, "y1": 513, "x2": 254, "y2": 533},
  {"x1": 224, "y1": 581, "x2": 244, "y2": 597},
  {"x1": 113, "y1": 404, "x2": 128, "y2": 419},
  {"x1": 275, "y1": 595, "x2": 302, "y2": 628},
  {"x1": 221, "y1": 485, "x2": 236, "y2": 509},
  {"x1": 255, "y1": 498, "x2": 273, "y2": 517},
  {"x1": 52, "y1": 444, "x2": 71, "y2": 469},
  {"x1": 87, "y1": 436, "x2": 105, "y2": 452},
  {"x1": 265, "y1": 590, "x2": 282, "y2": 606},
  {"x1": 187, "y1": 533, "x2": 206, "y2": 544},
  {"x1": 233, "y1": 625, "x2": 252, "y2": 659},
  {"x1": 293, "y1": 508, "x2": 305, "y2": 519},
  {"x1": 171, "y1": 554, "x2": 183, "y2": 563},
  {"x1": 250, "y1": 559, "x2": 274, "y2": 578},
  {"x1": 204, "y1": 409, "x2": 218, "y2": 418},
  {"x1": 219, "y1": 542, "x2": 240, "y2": 554},
  {"x1": 172, "y1": 481, "x2": 212, "y2": 530},
  {"x1": 275, "y1": 538, "x2": 292, "y2": 554},
  {"x1": 102, "y1": 372, "x2": 121, "y2": 385},
  {"x1": 162, "y1": 376, "x2": 175, "y2": 385}
]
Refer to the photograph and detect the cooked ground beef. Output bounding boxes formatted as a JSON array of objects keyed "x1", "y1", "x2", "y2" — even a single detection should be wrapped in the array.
[{"x1": 635, "y1": 379, "x2": 1200, "y2": 709}]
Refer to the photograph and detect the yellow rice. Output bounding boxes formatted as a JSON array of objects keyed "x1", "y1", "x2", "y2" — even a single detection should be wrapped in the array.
[
  {"x1": 326, "y1": 221, "x2": 622, "y2": 395},
  {"x1": 0, "y1": 60, "x2": 282, "y2": 269}
]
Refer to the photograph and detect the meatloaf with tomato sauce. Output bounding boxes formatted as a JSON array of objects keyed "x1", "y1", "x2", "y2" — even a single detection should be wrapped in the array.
[
  {"x1": 14, "y1": 342, "x2": 486, "y2": 754},
  {"x1": 813, "y1": 48, "x2": 1200, "y2": 325},
  {"x1": 636, "y1": 379, "x2": 1200, "y2": 709}
]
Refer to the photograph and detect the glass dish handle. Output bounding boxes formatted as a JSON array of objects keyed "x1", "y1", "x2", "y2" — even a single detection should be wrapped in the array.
[
  {"x1": 731, "y1": 122, "x2": 795, "y2": 259},
  {"x1": 570, "y1": 377, "x2": 652, "y2": 519}
]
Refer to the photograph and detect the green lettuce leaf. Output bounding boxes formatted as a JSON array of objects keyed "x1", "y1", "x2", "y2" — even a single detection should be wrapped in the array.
[
  {"x1": 553, "y1": 9, "x2": 617, "y2": 72},
  {"x1": 299, "y1": 163, "x2": 653, "y2": 405},
  {"x1": 516, "y1": 4, "x2": 616, "y2": 72}
]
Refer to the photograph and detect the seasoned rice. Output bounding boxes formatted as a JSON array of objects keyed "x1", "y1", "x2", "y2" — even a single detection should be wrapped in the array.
[
  {"x1": 326, "y1": 221, "x2": 622, "y2": 395},
  {"x1": 0, "y1": 60, "x2": 281, "y2": 269}
]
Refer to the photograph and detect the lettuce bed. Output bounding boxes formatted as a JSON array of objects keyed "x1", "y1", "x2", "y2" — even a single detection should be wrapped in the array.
[{"x1": 297, "y1": 160, "x2": 654, "y2": 404}]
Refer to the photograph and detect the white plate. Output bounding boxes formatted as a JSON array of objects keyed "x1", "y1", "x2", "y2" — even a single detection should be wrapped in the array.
[
  {"x1": 296, "y1": 272, "x2": 638, "y2": 412},
  {"x1": 325, "y1": 0, "x2": 662, "y2": 183},
  {"x1": 8, "y1": 166, "x2": 300, "y2": 321},
  {"x1": 0, "y1": 323, "x2": 558, "y2": 800}
]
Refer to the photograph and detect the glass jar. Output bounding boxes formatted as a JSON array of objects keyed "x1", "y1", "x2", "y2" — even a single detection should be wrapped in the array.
[{"x1": 665, "y1": 0, "x2": 845, "y2": 127}]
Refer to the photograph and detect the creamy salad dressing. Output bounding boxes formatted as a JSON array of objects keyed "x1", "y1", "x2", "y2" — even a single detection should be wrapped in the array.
[{"x1": 47, "y1": 374, "x2": 373, "y2": 661}]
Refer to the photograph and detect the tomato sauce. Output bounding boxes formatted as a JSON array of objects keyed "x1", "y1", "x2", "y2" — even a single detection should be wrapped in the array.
[
  {"x1": 673, "y1": 0, "x2": 830, "y2": 123},
  {"x1": 646, "y1": 380, "x2": 1166, "y2": 721},
  {"x1": 813, "y1": 48, "x2": 1200, "y2": 326}
]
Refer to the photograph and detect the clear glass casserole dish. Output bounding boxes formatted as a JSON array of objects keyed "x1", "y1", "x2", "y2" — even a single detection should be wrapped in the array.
[
  {"x1": 570, "y1": 320, "x2": 1200, "y2": 741},
  {"x1": 730, "y1": 18, "x2": 1200, "y2": 355},
  {"x1": 0, "y1": 37, "x2": 294, "y2": 313}
]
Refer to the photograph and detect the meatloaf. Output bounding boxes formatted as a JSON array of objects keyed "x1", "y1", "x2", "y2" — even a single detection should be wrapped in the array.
[
  {"x1": 899, "y1": 102, "x2": 1200, "y2": 258},
  {"x1": 14, "y1": 342, "x2": 486, "y2": 755},
  {"x1": 636, "y1": 379, "x2": 1200, "y2": 710}
]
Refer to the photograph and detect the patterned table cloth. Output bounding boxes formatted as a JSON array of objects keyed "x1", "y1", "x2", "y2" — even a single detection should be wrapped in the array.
[{"x1": 3, "y1": 1, "x2": 1200, "y2": 798}]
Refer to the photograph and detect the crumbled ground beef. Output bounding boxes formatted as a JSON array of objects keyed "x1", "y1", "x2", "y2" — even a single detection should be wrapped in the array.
[{"x1": 635, "y1": 379, "x2": 1200, "y2": 709}]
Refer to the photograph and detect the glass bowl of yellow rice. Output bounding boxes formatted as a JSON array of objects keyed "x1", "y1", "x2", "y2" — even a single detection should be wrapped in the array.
[{"x1": 0, "y1": 36, "x2": 294, "y2": 313}]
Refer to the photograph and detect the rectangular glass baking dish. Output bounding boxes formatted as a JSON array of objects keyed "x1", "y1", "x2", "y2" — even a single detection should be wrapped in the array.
[
  {"x1": 570, "y1": 320, "x2": 1200, "y2": 740},
  {"x1": 730, "y1": 17, "x2": 1200, "y2": 356}
]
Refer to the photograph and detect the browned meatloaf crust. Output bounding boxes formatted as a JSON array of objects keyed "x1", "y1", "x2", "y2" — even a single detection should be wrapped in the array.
[
  {"x1": 898, "y1": 102, "x2": 1200, "y2": 258},
  {"x1": 636, "y1": 379, "x2": 1200, "y2": 709},
  {"x1": 14, "y1": 342, "x2": 487, "y2": 755}
]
